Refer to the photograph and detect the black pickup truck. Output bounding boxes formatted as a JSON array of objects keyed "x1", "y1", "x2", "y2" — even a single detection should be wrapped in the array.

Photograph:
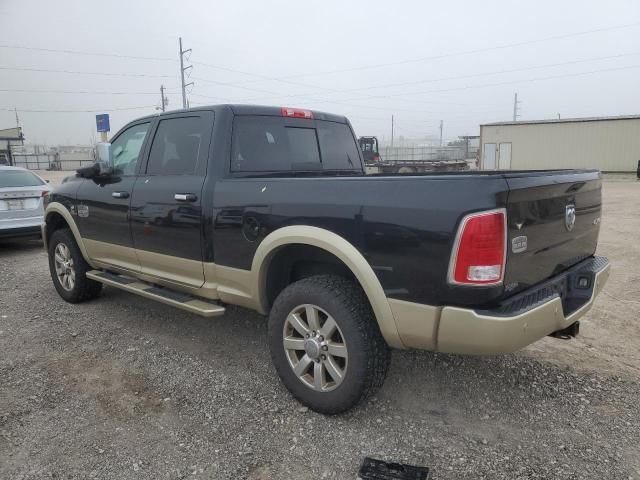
[{"x1": 43, "y1": 105, "x2": 610, "y2": 413}]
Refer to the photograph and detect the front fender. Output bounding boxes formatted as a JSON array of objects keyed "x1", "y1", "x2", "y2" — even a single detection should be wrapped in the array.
[{"x1": 44, "y1": 202, "x2": 95, "y2": 267}]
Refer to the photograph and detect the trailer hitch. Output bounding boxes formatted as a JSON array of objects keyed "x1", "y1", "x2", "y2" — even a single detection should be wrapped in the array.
[{"x1": 550, "y1": 321, "x2": 580, "y2": 340}]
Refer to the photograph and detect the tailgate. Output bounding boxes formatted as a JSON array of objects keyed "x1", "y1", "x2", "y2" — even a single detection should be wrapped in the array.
[{"x1": 503, "y1": 170, "x2": 602, "y2": 292}]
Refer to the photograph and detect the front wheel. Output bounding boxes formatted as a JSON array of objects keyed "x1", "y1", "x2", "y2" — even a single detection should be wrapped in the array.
[
  {"x1": 268, "y1": 275, "x2": 390, "y2": 414},
  {"x1": 48, "y1": 228, "x2": 102, "y2": 303}
]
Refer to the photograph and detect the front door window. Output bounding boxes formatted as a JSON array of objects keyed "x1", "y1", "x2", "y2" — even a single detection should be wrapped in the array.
[{"x1": 110, "y1": 123, "x2": 150, "y2": 176}]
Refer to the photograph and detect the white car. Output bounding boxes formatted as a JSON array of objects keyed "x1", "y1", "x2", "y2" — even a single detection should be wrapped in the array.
[{"x1": 0, "y1": 166, "x2": 52, "y2": 240}]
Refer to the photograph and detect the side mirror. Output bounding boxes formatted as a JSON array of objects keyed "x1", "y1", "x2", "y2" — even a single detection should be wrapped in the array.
[{"x1": 96, "y1": 142, "x2": 113, "y2": 176}]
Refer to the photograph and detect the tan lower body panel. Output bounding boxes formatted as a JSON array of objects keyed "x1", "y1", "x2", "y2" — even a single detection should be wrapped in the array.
[
  {"x1": 83, "y1": 241, "x2": 256, "y2": 312},
  {"x1": 437, "y1": 298, "x2": 566, "y2": 355},
  {"x1": 388, "y1": 263, "x2": 610, "y2": 355},
  {"x1": 135, "y1": 248, "x2": 205, "y2": 288},
  {"x1": 202, "y1": 263, "x2": 257, "y2": 311},
  {"x1": 436, "y1": 262, "x2": 611, "y2": 355},
  {"x1": 84, "y1": 238, "x2": 141, "y2": 273},
  {"x1": 86, "y1": 271, "x2": 225, "y2": 317},
  {"x1": 45, "y1": 212, "x2": 405, "y2": 348},
  {"x1": 388, "y1": 299, "x2": 441, "y2": 350}
]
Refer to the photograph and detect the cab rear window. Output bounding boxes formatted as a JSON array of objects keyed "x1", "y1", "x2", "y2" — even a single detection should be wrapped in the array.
[
  {"x1": 231, "y1": 116, "x2": 360, "y2": 173},
  {"x1": 0, "y1": 170, "x2": 45, "y2": 188}
]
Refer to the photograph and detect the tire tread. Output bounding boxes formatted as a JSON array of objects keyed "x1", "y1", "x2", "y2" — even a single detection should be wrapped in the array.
[{"x1": 269, "y1": 274, "x2": 390, "y2": 414}]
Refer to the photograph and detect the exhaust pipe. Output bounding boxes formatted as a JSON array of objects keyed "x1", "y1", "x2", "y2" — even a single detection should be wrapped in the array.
[{"x1": 550, "y1": 321, "x2": 580, "y2": 340}]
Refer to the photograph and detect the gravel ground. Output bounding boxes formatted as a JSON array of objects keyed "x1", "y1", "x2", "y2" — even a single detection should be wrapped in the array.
[{"x1": 1, "y1": 175, "x2": 639, "y2": 479}]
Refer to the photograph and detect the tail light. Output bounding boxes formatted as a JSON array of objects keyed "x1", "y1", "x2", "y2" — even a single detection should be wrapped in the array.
[
  {"x1": 41, "y1": 191, "x2": 49, "y2": 197},
  {"x1": 448, "y1": 209, "x2": 506, "y2": 286},
  {"x1": 281, "y1": 107, "x2": 313, "y2": 119}
]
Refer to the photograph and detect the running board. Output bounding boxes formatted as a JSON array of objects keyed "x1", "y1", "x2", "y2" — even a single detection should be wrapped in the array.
[{"x1": 86, "y1": 270, "x2": 225, "y2": 317}]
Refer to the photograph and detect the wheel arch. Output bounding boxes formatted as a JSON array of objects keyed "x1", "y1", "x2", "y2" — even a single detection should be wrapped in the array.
[
  {"x1": 44, "y1": 202, "x2": 94, "y2": 266},
  {"x1": 252, "y1": 225, "x2": 404, "y2": 348}
]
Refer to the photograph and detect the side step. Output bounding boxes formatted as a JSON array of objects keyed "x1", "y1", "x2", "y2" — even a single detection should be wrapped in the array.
[{"x1": 86, "y1": 270, "x2": 225, "y2": 317}]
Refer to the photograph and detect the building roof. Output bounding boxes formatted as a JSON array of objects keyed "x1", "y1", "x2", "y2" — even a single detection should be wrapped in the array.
[
  {"x1": 0, "y1": 127, "x2": 24, "y2": 141},
  {"x1": 481, "y1": 114, "x2": 640, "y2": 127}
]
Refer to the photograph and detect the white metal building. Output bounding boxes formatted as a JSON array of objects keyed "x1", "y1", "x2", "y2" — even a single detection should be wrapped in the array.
[{"x1": 479, "y1": 115, "x2": 640, "y2": 172}]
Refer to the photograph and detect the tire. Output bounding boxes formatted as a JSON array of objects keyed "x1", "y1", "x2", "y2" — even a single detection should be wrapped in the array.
[
  {"x1": 268, "y1": 275, "x2": 390, "y2": 414},
  {"x1": 48, "y1": 228, "x2": 102, "y2": 303}
]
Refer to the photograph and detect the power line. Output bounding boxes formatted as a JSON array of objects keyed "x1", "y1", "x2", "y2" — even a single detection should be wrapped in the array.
[
  {"x1": 192, "y1": 51, "x2": 640, "y2": 107},
  {"x1": 303, "y1": 51, "x2": 640, "y2": 96},
  {"x1": 0, "y1": 88, "x2": 178, "y2": 96},
  {"x1": 3, "y1": 21, "x2": 635, "y2": 78},
  {"x1": 308, "y1": 63, "x2": 640, "y2": 105},
  {"x1": 191, "y1": 77, "x2": 279, "y2": 95},
  {"x1": 0, "y1": 66, "x2": 174, "y2": 78},
  {"x1": 186, "y1": 62, "x2": 640, "y2": 119},
  {"x1": 245, "y1": 21, "x2": 640, "y2": 81},
  {"x1": 2, "y1": 105, "x2": 156, "y2": 113},
  {"x1": 0, "y1": 44, "x2": 175, "y2": 62},
  {"x1": 191, "y1": 60, "x2": 336, "y2": 93}
]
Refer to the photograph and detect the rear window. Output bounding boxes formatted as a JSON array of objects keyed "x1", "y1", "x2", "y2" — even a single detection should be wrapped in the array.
[
  {"x1": 317, "y1": 121, "x2": 360, "y2": 170},
  {"x1": 0, "y1": 170, "x2": 45, "y2": 188},
  {"x1": 231, "y1": 116, "x2": 360, "y2": 173}
]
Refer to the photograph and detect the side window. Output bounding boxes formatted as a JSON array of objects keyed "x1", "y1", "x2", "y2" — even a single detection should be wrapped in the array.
[
  {"x1": 317, "y1": 121, "x2": 360, "y2": 170},
  {"x1": 231, "y1": 116, "x2": 320, "y2": 172},
  {"x1": 110, "y1": 123, "x2": 150, "y2": 176},
  {"x1": 146, "y1": 117, "x2": 206, "y2": 175}
]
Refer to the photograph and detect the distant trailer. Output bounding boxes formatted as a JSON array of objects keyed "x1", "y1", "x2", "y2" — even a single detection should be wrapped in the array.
[{"x1": 365, "y1": 159, "x2": 469, "y2": 174}]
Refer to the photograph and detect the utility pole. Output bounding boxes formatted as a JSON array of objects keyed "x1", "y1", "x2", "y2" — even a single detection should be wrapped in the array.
[
  {"x1": 179, "y1": 37, "x2": 193, "y2": 109},
  {"x1": 512, "y1": 92, "x2": 521, "y2": 121},
  {"x1": 391, "y1": 115, "x2": 394, "y2": 147},
  {"x1": 160, "y1": 85, "x2": 167, "y2": 112},
  {"x1": 14, "y1": 107, "x2": 19, "y2": 128},
  {"x1": 439, "y1": 120, "x2": 443, "y2": 147}
]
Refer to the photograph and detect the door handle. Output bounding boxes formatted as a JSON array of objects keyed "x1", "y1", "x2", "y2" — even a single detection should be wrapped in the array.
[
  {"x1": 112, "y1": 191, "x2": 130, "y2": 199},
  {"x1": 174, "y1": 193, "x2": 197, "y2": 202}
]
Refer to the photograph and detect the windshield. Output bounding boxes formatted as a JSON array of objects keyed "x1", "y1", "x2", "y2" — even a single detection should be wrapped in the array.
[{"x1": 0, "y1": 170, "x2": 45, "y2": 188}]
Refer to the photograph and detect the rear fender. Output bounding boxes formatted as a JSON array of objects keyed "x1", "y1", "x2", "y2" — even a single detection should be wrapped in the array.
[{"x1": 251, "y1": 225, "x2": 405, "y2": 349}]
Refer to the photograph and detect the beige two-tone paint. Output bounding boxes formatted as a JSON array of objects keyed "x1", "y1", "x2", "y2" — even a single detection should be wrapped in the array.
[
  {"x1": 45, "y1": 203, "x2": 610, "y2": 355},
  {"x1": 43, "y1": 204, "x2": 408, "y2": 348}
]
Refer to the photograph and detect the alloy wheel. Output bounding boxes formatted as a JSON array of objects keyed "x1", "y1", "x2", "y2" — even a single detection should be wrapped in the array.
[
  {"x1": 53, "y1": 242, "x2": 75, "y2": 291},
  {"x1": 282, "y1": 304, "x2": 348, "y2": 392}
]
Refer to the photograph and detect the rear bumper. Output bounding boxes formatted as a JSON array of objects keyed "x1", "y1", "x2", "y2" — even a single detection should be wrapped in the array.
[
  {"x1": 0, "y1": 215, "x2": 43, "y2": 239},
  {"x1": 0, "y1": 224, "x2": 42, "y2": 239},
  {"x1": 389, "y1": 256, "x2": 610, "y2": 354}
]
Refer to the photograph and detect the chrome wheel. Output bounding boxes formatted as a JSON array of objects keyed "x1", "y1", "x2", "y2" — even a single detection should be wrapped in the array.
[
  {"x1": 283, "y1": 304, "x2": 348, "y2": 392},
  {"x1": 54, "y1": 243, "x2": 75, "y2": 292}
]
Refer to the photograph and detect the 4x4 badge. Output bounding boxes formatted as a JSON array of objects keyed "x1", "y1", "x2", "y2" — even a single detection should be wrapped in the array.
[
  {"x1": 512, "y1": 235, "x2": 528, "y2": 253},
  {"x1": 565, "y1": 204, "x2": 576, "y2": 231}
]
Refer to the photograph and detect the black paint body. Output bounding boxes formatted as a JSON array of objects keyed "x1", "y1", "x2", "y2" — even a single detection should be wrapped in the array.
[{"x1": 48, "y1": 105, "x2": 602, "y2": 309}]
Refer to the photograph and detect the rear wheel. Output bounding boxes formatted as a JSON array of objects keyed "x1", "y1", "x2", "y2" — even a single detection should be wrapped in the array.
[
  {"x1": 268, "y1": 275, "x2": 390, "y2": 414},
  {"x1": 48, "y1": 228, "x2": 102, "y2": 303}
]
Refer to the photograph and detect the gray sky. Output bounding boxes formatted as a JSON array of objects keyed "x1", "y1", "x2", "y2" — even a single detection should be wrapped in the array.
[{"x1": 1, "y1": 0, "x2": 639, "y2": 146}]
